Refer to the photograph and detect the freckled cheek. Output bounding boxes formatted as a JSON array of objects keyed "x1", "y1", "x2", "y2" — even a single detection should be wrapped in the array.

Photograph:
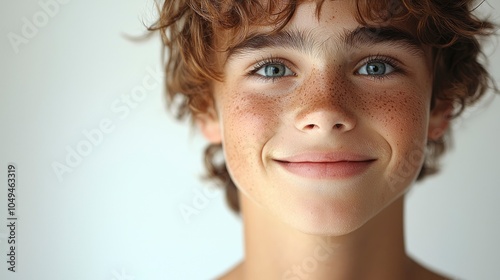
[
  {"x1": 223, "y1": 93, "x2": 281, "y2": 139},
  {"x1": 220, "y1": 92, "x2": 283, "y2": 171},
  {"x1": 360, "y1": 89, "x2": 430, "y2": 159},
  {"x1": 359, "y1": 89, "x2": 431, "y2": 189}
]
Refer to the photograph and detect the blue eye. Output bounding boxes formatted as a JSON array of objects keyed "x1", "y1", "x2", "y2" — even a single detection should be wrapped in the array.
[
  {"x1": 357, "y1": 61, "x2": 395, "y2": 76},
  {"x1": 254, "y1": 63, "x2": 294, "y2": 78}
]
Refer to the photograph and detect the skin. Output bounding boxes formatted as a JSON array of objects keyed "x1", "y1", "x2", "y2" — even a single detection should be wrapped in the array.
[{"x1": 198, "y1": 1, "x2": 452, "y2": 279}]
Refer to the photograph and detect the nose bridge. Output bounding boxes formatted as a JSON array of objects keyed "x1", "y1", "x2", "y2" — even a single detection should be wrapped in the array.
[
  {"x1": 306, "y1": 68, "x2": 348, "y2": 106},
  {"x1": 292, "y1": 68, "x2": 356, "y2": 133}
]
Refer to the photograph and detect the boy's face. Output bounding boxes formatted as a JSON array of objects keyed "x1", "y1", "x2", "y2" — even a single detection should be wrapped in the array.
[{"x1": 200, "y1": 0, "x2": 448, "y2": 234}]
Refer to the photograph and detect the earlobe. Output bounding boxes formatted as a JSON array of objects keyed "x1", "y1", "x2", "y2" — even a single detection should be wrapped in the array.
[
  {"x1": 196, "y1": 109, "x2": 222, "y2": 144},
  {"x1": 428, "y1": 100, "x2": 453, "y2": 141}
]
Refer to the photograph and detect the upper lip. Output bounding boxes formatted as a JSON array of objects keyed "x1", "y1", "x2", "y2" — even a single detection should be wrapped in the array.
[{"x1": 274, "y1": 152, "x2": 377, "y2": 163}]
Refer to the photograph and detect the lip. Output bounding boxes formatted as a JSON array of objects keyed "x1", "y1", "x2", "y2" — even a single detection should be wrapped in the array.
[{"x1": 274, "y1": 152, "x2": 376, "y2": 179}]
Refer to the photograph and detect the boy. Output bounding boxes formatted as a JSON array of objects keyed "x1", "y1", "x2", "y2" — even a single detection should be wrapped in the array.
[{"x1": 151, "y1": 0, "x2": 496, "y2": 279}]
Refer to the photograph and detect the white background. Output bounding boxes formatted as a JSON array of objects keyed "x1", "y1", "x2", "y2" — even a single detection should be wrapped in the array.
[{"x1": 1, "y1": 0, "x2": 499, "y2": 279}]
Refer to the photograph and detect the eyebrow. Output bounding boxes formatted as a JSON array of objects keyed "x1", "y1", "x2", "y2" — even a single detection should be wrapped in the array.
[{"x1": 227, "y1": 26, "x2": 424, "y2": 59}]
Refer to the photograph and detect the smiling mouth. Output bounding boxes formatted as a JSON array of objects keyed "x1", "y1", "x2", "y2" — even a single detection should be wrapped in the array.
[{"x1": 274, "y1": 158, "x2": 377, "y2": 179}]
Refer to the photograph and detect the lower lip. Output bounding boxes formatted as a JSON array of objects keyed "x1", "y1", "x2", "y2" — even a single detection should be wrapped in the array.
[{"x1": 275, "y1": 160, "x2": 375, "y2": 179}]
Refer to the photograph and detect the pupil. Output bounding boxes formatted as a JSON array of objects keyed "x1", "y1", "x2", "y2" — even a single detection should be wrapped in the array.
[
  {"x1": 368, "y1": 63, "x2": 385, "y2": 75},
  {"x1": 266, "y1": 64, "x2": 284, "y2": 76}
]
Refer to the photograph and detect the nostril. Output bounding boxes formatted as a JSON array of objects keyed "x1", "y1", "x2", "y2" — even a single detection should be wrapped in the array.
[
  {"x1": 296, "y1": 111, "x2": 356, "y2": 133},
  {"x1": 303, "y1": 123, "x2": 345, "y2": 130},
  {"x1": 304, "y1": 124, "x2": 316, "y2": 130}
]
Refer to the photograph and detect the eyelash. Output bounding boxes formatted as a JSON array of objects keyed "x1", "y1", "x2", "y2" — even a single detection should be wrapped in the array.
[
  {"x1": 247, "y1": 55, "x2": 402, "y2": 82},
  {"x1": 356, "y1": 55, "x2": 402, "y2": 80},
  {"x1": 248, "y1": 57, "x2": 296, "y2": 82}
]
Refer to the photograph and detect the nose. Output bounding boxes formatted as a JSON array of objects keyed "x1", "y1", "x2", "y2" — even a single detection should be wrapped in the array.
[
  {"x1": 293, "y1": 75, "x2": 357, "y2": 134},
  {"x1": 296, "y1": 110, "x2": 355, "y2": 133}
]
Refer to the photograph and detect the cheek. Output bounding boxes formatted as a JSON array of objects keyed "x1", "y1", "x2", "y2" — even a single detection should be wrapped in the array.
[
  {"x1": 222, "y1": 92, "x2": 282, "y2": 142},
  {"x1": 360, "y1": 87, "x2": 431, "y2": 190},
  {"x1": 362, "y1": 90, "x2": 429, "y2": 136},
  {"x1": 218, "y1": 90, "x2": 283, "y2": 182}
]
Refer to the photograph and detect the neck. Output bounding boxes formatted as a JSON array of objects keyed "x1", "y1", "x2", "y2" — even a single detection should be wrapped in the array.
[{"x1": 238, "y1": 195, "x2": 413, "y2": 280}]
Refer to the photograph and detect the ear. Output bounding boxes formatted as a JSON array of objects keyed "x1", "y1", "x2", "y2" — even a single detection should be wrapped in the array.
[
  {"x1": 428, "y1": 99, "x2": 453, "y2": 141},
  {"x1": 196, "y1": 107, "x2": 222, "y2": 144}
]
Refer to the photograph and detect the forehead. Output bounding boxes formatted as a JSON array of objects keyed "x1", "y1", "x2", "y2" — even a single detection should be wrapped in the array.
[
  {"x1": 217, "y1": 0, "x2": 414, "y2": 45},
  {"x1": 218, "y1": 0, "x2": 425, "y2": 63}
]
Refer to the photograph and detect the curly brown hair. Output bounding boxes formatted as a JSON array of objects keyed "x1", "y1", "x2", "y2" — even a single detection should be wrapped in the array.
[{"x1": 150, "y1": 0, "x2": 496, "y2": 213}]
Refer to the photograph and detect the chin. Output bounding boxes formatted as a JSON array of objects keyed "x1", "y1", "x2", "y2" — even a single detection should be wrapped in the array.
[
  {"x1": 273, "y1": 189, "x2": 405, "y2": 236},
  {"x1": 272, "y1": 197, "x2": 378, "y2": 236}
]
